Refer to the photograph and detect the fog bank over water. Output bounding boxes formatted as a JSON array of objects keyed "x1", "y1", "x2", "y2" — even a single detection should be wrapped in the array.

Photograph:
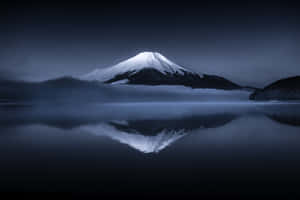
[{"x1": 0, "y1": 80, "x2": 252, "y2": 104}]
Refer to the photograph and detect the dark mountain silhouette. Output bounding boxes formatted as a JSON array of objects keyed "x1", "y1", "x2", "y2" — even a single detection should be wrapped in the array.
[
  {"x1": 104, "y1": 68, "x2": 241, "y2": 90},
  {"x1": 250, "y1": 76, "x2": 300, "y2": 100},
  {"x1": 109, "y1": 114, "x2": 237, "y2": 136}
]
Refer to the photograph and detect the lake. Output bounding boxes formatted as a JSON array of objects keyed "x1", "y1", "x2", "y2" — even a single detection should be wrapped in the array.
[{"x1": 1, "y1": 102, "x2": 300, "y2": 198}]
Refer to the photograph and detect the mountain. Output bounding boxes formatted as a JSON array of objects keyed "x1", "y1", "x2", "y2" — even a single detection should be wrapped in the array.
[
  {"x1": 250, "y1": 76, "x2": 300, "y2": 100},
  {"x1": 82, "y1": 52, "x2": 241, "y2": 90}
]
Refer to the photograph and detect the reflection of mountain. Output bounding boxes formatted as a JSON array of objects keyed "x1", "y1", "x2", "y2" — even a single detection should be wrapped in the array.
[
  {"x1": 2, "y1": 103, "x2": 300, "y2": 152},
  {"x1": 0, "y1": 112, "x2": 236, "y2": 130},
  {"x1": 266, "y1": 114, "x2": 300, "y2": 127},
  {"x1": 260, "y1": 105, "x2": 300, "y2": 127},
  {"x1": 81, "y1": 122, "x2": 187, "y2": 153},
  {"x1": 0, "y1": 108, "x2": 237, "y2": 153},
  {"x1": 109, "y1": 115, "x2": 236, "y2": 135},
  {"x1": 80, "y1": 114, "x2": 237, "y2": 153}
]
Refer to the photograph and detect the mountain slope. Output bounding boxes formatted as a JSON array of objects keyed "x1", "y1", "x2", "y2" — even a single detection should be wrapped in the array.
[
  {"x1": 250, "y1": 76, "x2": 300, "y2": 100},
  {"x1": 82, "y1": 52, "x2": 197, "y2": 81},
  {"x1": 81, "y1": 52, "x2": 241, "y2": 90}
]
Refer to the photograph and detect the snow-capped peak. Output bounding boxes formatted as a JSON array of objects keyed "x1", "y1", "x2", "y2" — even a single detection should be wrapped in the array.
[
  {"x1": 81, "y1": 52, "x2": 195, "y2": 82},
  {"x1": 123, "y1": 51, "x2": 187, "y2": 74}
]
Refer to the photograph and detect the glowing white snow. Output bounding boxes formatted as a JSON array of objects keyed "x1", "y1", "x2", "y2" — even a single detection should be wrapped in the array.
[
  {"x1": 110, "y1": 79, "x2": 129, "y2": 85},
  {"x1": 80, "y1": 123, "x2": 186, "y2": 154},
  {"x1": 81, "y1": 52, "x2": 200, "y2": 82}
]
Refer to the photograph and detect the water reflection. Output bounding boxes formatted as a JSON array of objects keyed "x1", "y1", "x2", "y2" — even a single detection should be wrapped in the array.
[
  {"x1": 81, "y1": 123, "x2": 186, "y2": 153},
  {"x1": 80, "y1": 114, "x2": 237, "y2": 153},
  {"x1": 1, "y1": 103, "x2": 300, "y2": 153}
]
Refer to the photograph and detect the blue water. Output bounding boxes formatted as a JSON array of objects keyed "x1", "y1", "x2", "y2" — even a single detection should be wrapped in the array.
[{"x1": 1, "y1": 103, "x2": 300, "y2": 197}]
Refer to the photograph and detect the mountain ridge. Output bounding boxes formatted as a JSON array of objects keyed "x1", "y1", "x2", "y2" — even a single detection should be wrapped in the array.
[{"x1": 81, "y1": 52, "x2": 242, "y2": 90}]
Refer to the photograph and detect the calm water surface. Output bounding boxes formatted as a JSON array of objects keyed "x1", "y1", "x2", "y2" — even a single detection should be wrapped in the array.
[{"x1": 1, "y1": 102, "x2": 300, "y2": 197}]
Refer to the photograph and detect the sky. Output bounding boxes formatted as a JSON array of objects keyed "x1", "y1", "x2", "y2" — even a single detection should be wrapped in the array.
[{"x1": 0, "y1": 1, "x2": 300, "y2": 87}]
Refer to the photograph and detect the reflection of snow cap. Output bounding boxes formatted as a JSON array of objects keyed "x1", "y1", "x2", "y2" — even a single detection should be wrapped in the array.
[{"x1": 80, "y1": 123, "x2": 186, "y2": 154}]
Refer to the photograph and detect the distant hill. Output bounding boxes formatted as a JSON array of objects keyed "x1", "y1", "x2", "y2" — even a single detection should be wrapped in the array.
[{"x1": 250, "y1": 76, "x2": 300, "y2": 100}]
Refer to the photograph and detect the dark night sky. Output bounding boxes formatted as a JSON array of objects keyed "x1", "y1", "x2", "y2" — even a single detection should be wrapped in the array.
[{"x1": 1, "y1": 1, "x2": 300, "y2": 87}]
